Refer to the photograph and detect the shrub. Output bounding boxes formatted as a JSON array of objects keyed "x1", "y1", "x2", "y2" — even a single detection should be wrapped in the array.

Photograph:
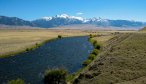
[
  {"x1": 88, "y1": 54, "x2": 96, "y2": 60},
  {"x1": 94, "y1": 44, "x2": 101, "y2": 49},
  {"x1": 82, "y1": 59, "x2": 92, "y2": 66},
  {"x1": 44, "y1": 68, "x2": 67, "y2": 84},
  {"x1": 91, "y1": 49, "x2": 99, "y2": 55},
  {"x1": 35, "y1": 43, "x2": 38, "y2": 46},
  {"x1": 93, "y1": 41, "x2": 101, "y2": 49},
  {"x1": 7, "y1": 78, "x2": 25, "y2": 84},
  {"x1": 88, "y1": 37, "x2": 91, "y2": 41},
  {"x1": 90, "y1": 34, "x2": 94, "y2": 38},
  {"x1": 58, "y1": 35, "x2": 62, "y2": 39},
  {"x1": 35, "y1": 43, "x2": 41, "y2": 47},
  {"x1": 88, "y1": 38, "x2": 94, "y2": 43},
  {"x1": 25, "y1": 48, "x2": 29, "y2": 51},
  {"x1": 93, "y1": 40, "x2": 97, "y2": 46}
]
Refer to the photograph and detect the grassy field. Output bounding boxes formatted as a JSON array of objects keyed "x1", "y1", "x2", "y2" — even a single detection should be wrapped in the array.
[
  {"x1": 73, "y1": 29, "x2": 146, "y2": 84},
  {"x1": 67, "y1": 30, "x2": 135, "y2": 83},
  {"x1": 0, "y1": 27, "x2": 134, "y2": 58},
  {"x1": 0, "y1": 29, "x2": 89, "y2": 58},
  {"x1": 1, "y1": 27, "x2": 144, "y2": 84}
]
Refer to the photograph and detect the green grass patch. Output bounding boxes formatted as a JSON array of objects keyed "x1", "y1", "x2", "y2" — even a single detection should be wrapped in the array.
[
  {"x1": 7, "y1": 78, "x2": 25, "y2": 84},
  {"x1": 88, "y1": 54, "x2": 96, "y2": 60},
  {"x1": 91, "y1": 49, "x2": 99, "y2": 55},
  {"x1": 82, "y1": 59, "x2": 92, "y2": 66}
]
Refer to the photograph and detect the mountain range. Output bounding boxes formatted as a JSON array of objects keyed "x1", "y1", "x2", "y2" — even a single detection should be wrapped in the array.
[{"x1": 0, "y1": 14, "x2": 146, "y2": 28}]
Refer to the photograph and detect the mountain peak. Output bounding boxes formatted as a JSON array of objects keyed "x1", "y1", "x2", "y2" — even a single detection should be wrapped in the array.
[
  {"x1": 89, "y1": 17, "x2": 108, "y2": 22},
  {"x1": 1, "y1": 15, "x2": 146, "y2": 28},
  {"x1": 41, "y1": 17, "x2": 52, "y2": 20},
  {"x1": 56, "y1": 14, "x2": 69, "y2": 18},
  {"x1": 55, "y1": 14, "x2": 84, "y2": 21}
]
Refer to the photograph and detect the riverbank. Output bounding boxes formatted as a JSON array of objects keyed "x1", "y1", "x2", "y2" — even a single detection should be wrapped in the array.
[
  {"x1": 0, "y1": 38, "x2": 58, "y2": 58},
  {"x1": 67, "y1": 33, "x2": 115, "y2": 83},
  {"x1": 72, "y1": 30, "x2": 146, "y2": 83},
  {"x1": 0, "y1": 28, "x2": 135, "y2": 58},
  {"x1": 0, "y1": 36, "x2": 93, "y2": 84},
  {"x1": 0, "y1": 36, "x2": 88, "y2": 58},
  {"x1": 0, "y1": 29, "x2": 89, "y2": 58}
]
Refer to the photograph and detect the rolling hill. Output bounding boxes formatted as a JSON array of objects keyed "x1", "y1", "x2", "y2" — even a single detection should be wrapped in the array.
[
  {"x1": 73, "y1": 32, "x2": 146, "y2": 84},
  {"x1": 140, "y1": 27, "x2": 146, "y2": 31}
]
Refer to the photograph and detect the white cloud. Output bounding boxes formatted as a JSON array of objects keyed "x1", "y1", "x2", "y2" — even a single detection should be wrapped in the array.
[{"x1": 76, "y1": 12, "x2": 84, "y2": 15}]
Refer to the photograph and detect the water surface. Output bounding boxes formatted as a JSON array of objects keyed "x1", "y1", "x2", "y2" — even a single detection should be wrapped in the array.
[{"x1": 0, "y1": 36, "x2": 93, "y2": 84}]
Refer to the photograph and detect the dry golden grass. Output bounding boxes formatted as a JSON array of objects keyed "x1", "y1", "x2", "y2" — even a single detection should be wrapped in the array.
[
  {"x1": 90, "y1": 30, "x2": 135, "y2": 45},
  {"x1": 92, "y1": 33, "x2": 114, "y2": 45},
  {"x1": 0, "y1": 29, "x2": 89, "y2": 58},
  {"x1": 74, "y1": 31, "x2": 146, "y2": 84},
  {"x1": 0, "y1": 28, "x2": 137, "y2": 58}
]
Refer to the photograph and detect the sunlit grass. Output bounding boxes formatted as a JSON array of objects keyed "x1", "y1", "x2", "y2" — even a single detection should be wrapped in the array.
[
  {"x1": 74, "y1": 31, "x2": 146, "y2": 84},
  {"x1": 0, "y1": 29, "x2": 89, "y2": 58}
]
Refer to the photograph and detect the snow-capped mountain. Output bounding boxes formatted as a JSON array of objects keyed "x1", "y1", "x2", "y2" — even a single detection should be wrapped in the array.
[
  {"x1": 88, "y1": 17, "x2": 109, "y2": 22},
  {"x1": 32, "y1": 14, "x2": 83, "y2": 28},
  {"x1": 41, "y1": 17, "x2": 52, "y2": 21},
  {"x1": 55, "y1": 14, "x2": 84, "y2": 21},
  {"x1": 0, "y1": 14, "x2": 146, "y2": 28}
]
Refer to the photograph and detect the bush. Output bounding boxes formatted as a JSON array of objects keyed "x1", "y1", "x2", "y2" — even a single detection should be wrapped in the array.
[
  {"x1": 82, "y1": 59, "x2": 92, "y2": 66},
  {"x1": 94, "y1": 44, "x2": 101, "y2": 49},
  {"x1": 93, "y1": 41, "x2": 101, "y2": 49},
  {"x1": 25, "y1": 48, "x2": 29, "y2": 51},
  {"x1": 89, "y1": 34, "x2": 93, "y2": 38},
  {"x1": 35, "y1": 43, "x2": 39, "y2": 46},
  {"x1": 58, "y1": 35, "x2": 62, "y2": 39},
  {"x1": 84, "y1": 36, "x2": 100, "y2": 67},
  {"x1": 7, "y1": 78, "x2": 25, "y2": 84},
  {"x1": 88, "y1": 37, "x2": 91, "y2": 41},
  {"x1": 88, "y1": 54, "x2": 96, "y2": 60},
  {"x1": 35, "y1": 43, "x2": 41, "y2": 47},
  {"x1": 88, "y1": 38, "x2": 94, "y2": 43},
  {"x1": 93, "y1": 40, "x2": 97, "y2": 46},
  {"x1": 91, "y1": 49, "x2": 99, "y2": 55},
  {"x1": 44, "y1": 68, "x2": 67, "y2": 84}
]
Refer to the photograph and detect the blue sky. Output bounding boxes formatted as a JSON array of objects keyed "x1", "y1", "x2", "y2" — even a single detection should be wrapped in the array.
[{"x1": 0, "y1": 0, "x2": 146, "y2": 21}]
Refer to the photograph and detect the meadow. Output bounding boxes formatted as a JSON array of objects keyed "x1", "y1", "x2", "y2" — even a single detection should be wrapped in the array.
[
  {"x1": 73, "y1": 28, "x2": 146, "y2": 84},
  {"x1": 0, "y1": 29, "x2": 88, "y2": 58},
  {"x1": 0, "y1": 27, "x2": 134, "y2": 58},
  {"x1": 0, "y1": 27, "x2": 144, "y2": 84}
]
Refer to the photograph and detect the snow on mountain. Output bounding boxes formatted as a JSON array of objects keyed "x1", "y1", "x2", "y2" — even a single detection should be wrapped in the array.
[
  {"x1": 70, "y1": 16, "x2": 84, "y2": 21},
  {"x1": 88, "y1": 17, "x2": 109, "y2": 22},
  {"x1": 56, "y1": 14, "x2": 69, "y2": 18},
  {"x1": 97, "y1": 17, "x2": 109, "y2": 22},
  {"x1": 1, "y1": 14, "x2": 146, "y2": 28},
  {"x1": 83, "y1": 19, "x2": 90, "y2": 23},
  {"x1": 32, "y1": 14, "x2": 84, "y2": 28},
  {"x1": 31, "y1": 15, "x2": 146, "y2": 28},
  {"x1": 55, "y1": 14, "x2": 84, "y2": 21},
  {"x1": 39, "y1": 14, "x2": 109, "y2": 23},
  {"x1": 41, "y1": 17, "x2": 52, "y2": 20},
  {"x1": 39, "y1": 14, "x2": 84, "y2": 21}
]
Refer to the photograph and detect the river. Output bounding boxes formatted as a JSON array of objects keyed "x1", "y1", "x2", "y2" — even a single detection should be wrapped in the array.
[{"x1": 0, "y1": 36, "x2": 93, "y2": 84}]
